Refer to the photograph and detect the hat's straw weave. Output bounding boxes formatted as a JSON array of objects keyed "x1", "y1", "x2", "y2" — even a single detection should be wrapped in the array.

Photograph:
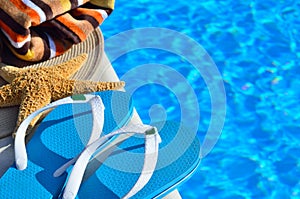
[{"x1": 0, "y1": 28, "x2": 105, "y2": 138}]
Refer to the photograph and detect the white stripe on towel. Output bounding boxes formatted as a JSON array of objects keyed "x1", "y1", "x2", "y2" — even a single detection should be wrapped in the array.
[
  {"x1": 1, "y1": 29, "x2": 31, "y2": 48},
  {"x1": 22, "y1": 0, "x2": 47, "y2": 23},
  {"x1": 45, "y1": 33, "x2": 56, "y2": 59}
]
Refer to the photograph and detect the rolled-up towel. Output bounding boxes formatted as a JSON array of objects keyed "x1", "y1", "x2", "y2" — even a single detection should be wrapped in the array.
[{"x1": 0, "y1": 0, "x2": 114, "y2": 65}]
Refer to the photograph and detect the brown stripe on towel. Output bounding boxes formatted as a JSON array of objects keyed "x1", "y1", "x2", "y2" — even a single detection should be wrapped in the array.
[
  {"x1": 83, "y1": 2, "x2": 113, "y2": 15},
  {"x1": 70, "y1": 8, "x2": 103, "y2": 28},
  {"x1": 0, "y1": 0, "x2": 31, "y2": 28},
  {"x1": 46, "y1": 18, "x2": 81, "y2": 44},
  {"x1": 70, "y1": 0, "x2": 79, "y2": 9},
  {"x1": 7, "y1": 41, "x2": 30, "y2": 55},
  {"x1": 36, "y1": 30, "x2": 51, "y2": 61},
  {"x1": 56, "y1": 14, "x2": 87, "y2": 42},
  {"x1": 0, "y1": 19, "x2": 29, "y2": 45},
  {"x1": 72, "y1": 14, "x2": 99, "y2": 29},
  {"x1": 0, "y1": 8, "x2": 29, "y2": 37},
  {"x1": 31, "y1": 0, "x2": 53, "y2": 20},
  {"x1": 0, "y1": 30, "x2": 30, "y2": 55},
  {"x1": 10, "y1": 0, "x2": 41, "y2": 26},
  {"x1": 53, "y1": 38, "x2": 72, "y2": 57}
]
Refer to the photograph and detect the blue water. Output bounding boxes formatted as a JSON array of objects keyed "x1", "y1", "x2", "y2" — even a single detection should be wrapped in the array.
[{"x1": 101, "y1": 0, "x2": 300, "y2": 198}]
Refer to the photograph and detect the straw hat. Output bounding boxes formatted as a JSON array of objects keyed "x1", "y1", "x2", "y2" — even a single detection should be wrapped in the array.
[{"x1": 0, "y1": 28, "x2": 110, "y2": 138}]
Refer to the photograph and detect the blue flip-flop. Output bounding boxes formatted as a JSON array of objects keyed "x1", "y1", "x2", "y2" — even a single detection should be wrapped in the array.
[
  {"x1": 0, "y1": 91, "x2": 133, "y2": 198},
  {"x1": 0, "y1": 91, "x2": 200, "y2": 199},
  {"x1": 58, "y1": 121, "x2": 201, "y2": 199}
]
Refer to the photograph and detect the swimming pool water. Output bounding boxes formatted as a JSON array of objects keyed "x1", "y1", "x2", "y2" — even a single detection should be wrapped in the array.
[{"x1": 102, "y1": 0, "x2": 300, "y2": 198}]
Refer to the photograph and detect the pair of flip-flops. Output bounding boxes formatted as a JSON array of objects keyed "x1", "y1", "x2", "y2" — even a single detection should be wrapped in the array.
[{"x1": 0, "y1": 91, "x2": 200, "y2": 199}]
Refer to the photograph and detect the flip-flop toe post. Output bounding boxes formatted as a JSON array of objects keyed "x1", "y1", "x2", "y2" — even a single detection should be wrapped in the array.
[
  {"x1": 14, "y1": 94, "x2": 103, "y2": 170},
  {"x1": 58, "y1": 121, "x2": 200, "y2": 199}
]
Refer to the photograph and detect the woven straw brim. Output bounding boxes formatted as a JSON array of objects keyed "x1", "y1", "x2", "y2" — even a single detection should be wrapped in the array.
[{"x1": 0, "y1": 28, "x2": 106, "y2": 138}]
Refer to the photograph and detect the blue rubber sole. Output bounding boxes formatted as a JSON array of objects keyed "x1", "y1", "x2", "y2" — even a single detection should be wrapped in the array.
[{"x1": 0, "y1": 91, "x2": 133, "y2": 198}]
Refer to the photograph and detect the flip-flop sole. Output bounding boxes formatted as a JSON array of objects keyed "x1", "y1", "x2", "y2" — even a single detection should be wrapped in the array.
[
  {"x1": 0, "y1": 91, "x2": 133, "y2": 198},
  {"x1": 77, "y1": 121, "x2": 201, "y2": 199}
]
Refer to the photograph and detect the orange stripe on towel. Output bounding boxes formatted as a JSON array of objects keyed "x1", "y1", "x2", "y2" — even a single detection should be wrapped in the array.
[
  {"x1": 0, "y1": 20, "x2": 29, "y2": 43},
  {"x1": 54, "y1": 39, "x2": 72, "y2": 56},
  {"x1": 72, "y1": 8, "x2": 104, "y2": 24},
  {"x1": 56, "y1": 14, "x2": 87, "y2": 41},
  {"x1": 10, "y1": 0, "x2": 40, "y2": 26}
]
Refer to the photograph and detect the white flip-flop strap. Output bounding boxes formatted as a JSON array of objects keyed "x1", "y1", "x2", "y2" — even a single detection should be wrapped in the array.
[
  {"x1": 53, "y1": 96, "x2": 105, "y2": 177},
  {"x1": 14, "y1": 94, "x2": 104, "y2": 170},
  {"x1": 62, "y1": 125, "x2": 160, "y2": 199},
  {"x1": 88, "y1": 96, "x2": 105, "y2": 144},
  {"x1": 54, "y1": 124, "x2": 153, "y2": 176},
  {"x1": 123, "y1": 129, "x2": 160, "y2": 199}
]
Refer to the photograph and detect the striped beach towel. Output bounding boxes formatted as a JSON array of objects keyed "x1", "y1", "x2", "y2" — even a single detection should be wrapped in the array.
[{"x1": 0, "y1": 0, "x2": 114, "y2": 64}]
